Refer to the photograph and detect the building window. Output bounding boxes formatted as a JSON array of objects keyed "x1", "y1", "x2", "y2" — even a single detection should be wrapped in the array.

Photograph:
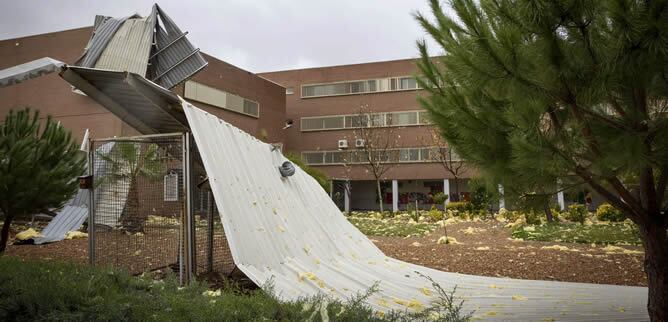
[
  {"x1": 301, "y1": 75, "x2": 422, "y2": 98},
  {"x1": 301, "y1": 110, "x2": 425, "y2": 132},
  {"x1": 184, "y1": 81, "x2": 259, "y2": 118},
  {"x1": 322, "y1": 116, "x2": 344, "y2": 129},
  {"x1": 399, "y1": 148, "x2": 420, "y2": 162},
  {"x1": 386, "y1": 111, "x2": 418, "y2": 126},
  {"x1": 303, "y1": 152, "x2": 324, "y2": 164},
  {"x1": 164, "y1": 171, "x2": 179, "y2": 202},
  {"x1": 301, "y1": 146, "x2": 453, "y2": 165},
  {"x1": 344, "y1": 115, "x2": 368, "y2": 128},
  {"x1": 243, "y1": 99, "x2": 259, "y2": 116},
  {"x1": 418, "y1": 111, "x2": 431, "y2": 124},
  {"x1": 286, "y1": 87, "x2": 294, "y2": 95}
]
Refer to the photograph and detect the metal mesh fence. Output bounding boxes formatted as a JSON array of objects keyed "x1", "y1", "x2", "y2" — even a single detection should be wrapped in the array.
[
  {"x1": 88, "y1": 133, "x2": 236, "y2": 283},
  {"x1": 191, "y1": 148, "x2": 235, "y2": 277},
  {"x1": 89, "y1": 134, "x2": 185, "y2": 275}
]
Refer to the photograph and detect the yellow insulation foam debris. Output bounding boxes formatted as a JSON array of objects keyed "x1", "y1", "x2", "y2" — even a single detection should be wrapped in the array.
[
  {"x1": 421, "y1": 287, "x2": 433, "y2": 296},
  {"x1": 65, "y1": 231, "x2": 88, "y2": 239},
  {"x1": 15, "y1": 228, "x2": 42, "y2": 241}
]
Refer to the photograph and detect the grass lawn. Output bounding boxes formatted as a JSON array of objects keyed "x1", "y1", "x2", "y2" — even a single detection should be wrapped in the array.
[
  {"x1": 512, "y1": 222, "x2": 642, "y2": 246},
  {"x1": 347, "y1": 217, "x2": 438, "y2": 237},
  {"x1": 0, "y1": 256, "x2": 469, "y2": 321}
]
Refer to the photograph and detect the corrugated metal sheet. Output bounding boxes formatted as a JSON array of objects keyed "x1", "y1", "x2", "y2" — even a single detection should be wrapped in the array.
[
  {"x1": 59, "y1": 66, "x2": 187, "y2": 134},
  {"x1": 75, "y1": 5, "x2": 206, "y2": 89},
  {"x1": 33, "y1": 206, "x2": 88, "y2": 244},
  {"x1": 92, "y1": 143, "x2": 134, "y2": 228},
  {"x1": 0, "y1": 57, "x2": 64, "y2": 88},
  {"x1": 94, "y1": 14, "x2": 155, "y2": 75},
  {"x1": 184, "y1": 102, "x2": 648, "y2": 320},
  {"x1": 32, "y1": 143, "x2": 116, "y2": 244},
  {"x1": 148, "y1": 5, "x2": 208, "y2": 89},
  {"x1": 76, "y1": 16, "x2": 131, "y2": 67}
]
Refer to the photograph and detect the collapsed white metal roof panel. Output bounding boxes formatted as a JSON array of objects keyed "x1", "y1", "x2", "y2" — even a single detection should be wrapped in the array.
[
  {"x1": 0, "y1": 57, "x2": 64, "y2": 88},
  {"x1": 59, "y1": 66, "x2": 188, "y2": 134},
  {"x1": 183, "y1": 102, "x2": 648, "y2": 321}
]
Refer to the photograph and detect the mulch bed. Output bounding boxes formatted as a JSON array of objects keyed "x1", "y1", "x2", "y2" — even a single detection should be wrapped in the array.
[
  {"x1": 372, "y1": 220, "x2": 647, "y2": 286},
  {"x1": 5, "y1": 221, "x2": 647, "y2": 287}
]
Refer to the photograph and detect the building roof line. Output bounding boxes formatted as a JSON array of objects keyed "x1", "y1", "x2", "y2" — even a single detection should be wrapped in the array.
[
  {"x1": 0, "y1": 25, "x2": 94, "y2": 42},
  {"x1": 257, "y1": 56, "x2": 423, "y2": 75}
]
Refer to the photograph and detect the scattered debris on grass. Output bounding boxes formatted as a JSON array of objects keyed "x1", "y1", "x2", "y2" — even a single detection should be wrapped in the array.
[
  {"x1": 15, "y1": 228, "x2": 42, "y2": 241},
  {"x1": 460, "y1": 227, "x2": 487, "y2": 235},
  {"x1": 64, "y1": 231, "x2": 88, "y2": 240},
  {"x1": 437, "y1": 236, "x2": 461, "y2": 245},
  {"x1": 601, "y1": 245, "x2": 643, "y2": 255}
]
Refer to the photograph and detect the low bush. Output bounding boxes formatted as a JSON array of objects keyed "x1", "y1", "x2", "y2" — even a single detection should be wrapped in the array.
[
  {"x1": 285, "y1": 152, "x2": 330, "y2": 194},
  {"x1": 446, "y1": 201, "x2": 471, "y2": 215},
  {"x1": 565, "y1": 204, "x2": 588, "y2": 224},
  {"x1": 428, "y1": 205, "x2": 445, "y2": 221},
  {"x1": 468, "y1": 178, "x2": 496, "y2": 212},
  {"x1": 431, "y1": 192, "x2": 448, "y2": 205},
  {"x1": 596, "y1": 203, "x2": 625, "y2": 222},
  {"x1": 512, "y1": 222, "x2": 641, "y2": 245},
  {"x1": 498, "y1": 208, "x2": 522, "y2": 221},
  {"x1": 523, "y1": 211, "x2": 542, "y2": 225}
]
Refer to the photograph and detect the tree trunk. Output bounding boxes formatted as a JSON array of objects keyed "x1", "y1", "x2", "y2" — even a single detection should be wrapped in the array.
[
  {"x1": 376, "y1": 179, "x2": 384, "y2": 212},
  {"x1": 543, "y1": 201, "x2": 554, "y2": 222},
  {"x1": 453, "y1": 178, "x2": 460, "y2": 202},
  {"x1": 0, "y1": 213, "x2": 14, "y2": 253},
  {"x1": 641, "y1": 222, "x2": 668, "y2": 321},
  {"x1": 121, "y1": 178, "x2": 143, "y2": 233}
]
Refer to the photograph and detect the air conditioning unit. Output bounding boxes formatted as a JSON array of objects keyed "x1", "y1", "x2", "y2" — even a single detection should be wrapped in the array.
[
  {"x1": 355, "y1": 138, "x2": 366, "y2": 148},
  {"x1": 338, "y1": 139, "x2": 348, "y2": 149}
]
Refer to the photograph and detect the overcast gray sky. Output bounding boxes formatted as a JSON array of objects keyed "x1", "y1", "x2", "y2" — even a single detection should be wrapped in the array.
[{"x1": 0, "y1": 0, "x2": 445, "y2": 72}]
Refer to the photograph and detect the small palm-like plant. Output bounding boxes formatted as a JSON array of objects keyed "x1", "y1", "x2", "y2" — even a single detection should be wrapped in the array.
[{"x1": 96, "y1": 142, "x2": 164, "y2": 232}]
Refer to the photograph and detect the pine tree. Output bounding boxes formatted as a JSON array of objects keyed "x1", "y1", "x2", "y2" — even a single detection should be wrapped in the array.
[
  {"x1": 0, "y1": 109, "x2": 85, "y2": 252},
  {"x1": 415, "y1": 0, "x2": 668, "y2": 320}
]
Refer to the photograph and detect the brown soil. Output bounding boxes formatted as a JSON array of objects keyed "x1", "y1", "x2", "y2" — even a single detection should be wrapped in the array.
[
  {"x1": 372, "y1": 220, "x2": 647, "y2": 286},
  {"x1": 5, "y1": 221, "x2": 646, "y2": 286}
]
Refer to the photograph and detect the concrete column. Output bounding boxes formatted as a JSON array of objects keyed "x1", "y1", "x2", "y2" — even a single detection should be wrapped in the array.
[
  {"x1": 392, "y1": 179, "x2": 399, "y2": 212},
  {"x1": 557, "y1": 180, "x2": 565, "y2": 210},
  {"x1": 344, "y1": 180, "x2": 351, "y2": 213},
  {"x1": 329, "y1": 181, "x2": 333, "y2": 199},
  {"x1": 443, "y1": 179, "x2": 450, "y2": 205},
  {"x1": 498, "y1": 184, "x2": 505, "y2": 210}
]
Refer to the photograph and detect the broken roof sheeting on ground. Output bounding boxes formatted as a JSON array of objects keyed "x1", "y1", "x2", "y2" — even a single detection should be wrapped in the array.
[
  {"x1": 33, "y1": 206, "x2": 88, "y2": 244},
  {"x1": 0, "y1": 57, "x2": 64, "y2": 88},
  {"x1": 59, "y1": 66, "x2": 187, "y2": 134},
  {"x1": 74, "y1": 4, "x2": 207, "y2": 89},
  {"x1": 184, "y1": 103, "x2": 648, "y2": 321},
  {"x1": 33, "y1": 142, "x2": 116, "y2": 244}
]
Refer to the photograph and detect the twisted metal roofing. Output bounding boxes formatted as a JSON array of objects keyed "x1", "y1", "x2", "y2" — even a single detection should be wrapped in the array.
[
  {"x1": 60, "y1": 66, "x2": 187, "y2": 134},
  {"x1": 73, "y1": 4, "x2": 207, "y2": 90}
]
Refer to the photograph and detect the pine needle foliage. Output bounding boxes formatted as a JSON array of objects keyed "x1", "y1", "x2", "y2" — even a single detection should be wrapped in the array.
[
  {"x1": 0, "y1": 108, "x2": 85, "y2": 252},
  {"x1": 414, "y1": 1, "x2": 668, "y2": 319}
]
